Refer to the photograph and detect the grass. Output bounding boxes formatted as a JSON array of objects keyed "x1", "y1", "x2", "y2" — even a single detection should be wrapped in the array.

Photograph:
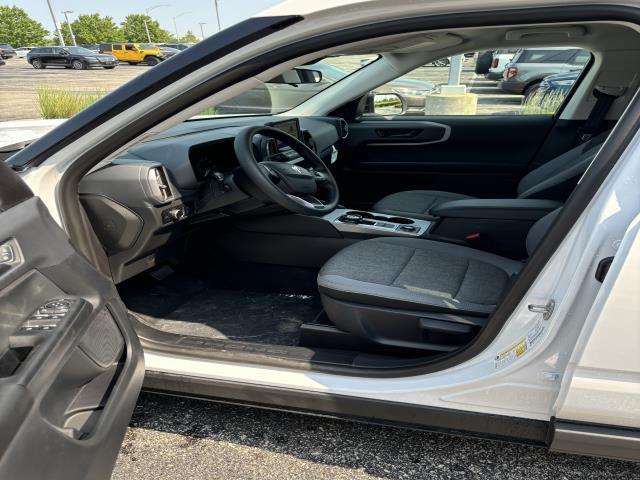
[
  {"x1": 520, "y1": 89, "x2": 567, "y2": 115},
  {"x1": 36, "y1": 86, "x2": 107, "y2": 119}
]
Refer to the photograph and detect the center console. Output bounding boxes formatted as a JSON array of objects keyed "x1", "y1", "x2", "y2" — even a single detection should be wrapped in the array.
[{"x1": 323, "y1": 209, "x2": 432, "y2": 237}]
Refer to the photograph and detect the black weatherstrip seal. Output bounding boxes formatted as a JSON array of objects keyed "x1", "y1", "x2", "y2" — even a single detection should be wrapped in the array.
[
  {"x1": 7, "y1": 15, "x2": 303, "y2": 170},
  {"x1": 143, "y1": 371, "x2": 551, "y2": 445},
  {"x1": 23, "y1": 4, "x2": 640, "y2": 378}
]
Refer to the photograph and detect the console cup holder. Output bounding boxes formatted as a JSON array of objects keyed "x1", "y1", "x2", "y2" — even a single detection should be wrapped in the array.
[{"x1": 346, "y1": 211, "x2": 414, "y2": 225}]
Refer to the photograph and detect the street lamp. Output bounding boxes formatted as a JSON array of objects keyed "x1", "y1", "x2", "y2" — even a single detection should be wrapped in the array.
[
  {"x1": 45, "y1": 0, "x2": 65, "y2": 46},
  {"x1": 198, "y1": 22, "x2": 207, "y2": 40},
  {"x1": 61, "y1": 10, "x2": 76, "y2": 46},
  {"x1": 172, "y1": 11, "x2": 191, "y2": 41},
  {"x1": 213, "y1": 0, "x2": 221, "y2": 31},
  {"x1": 144, "y1": 4, "x2": 170, "y2": 43}
]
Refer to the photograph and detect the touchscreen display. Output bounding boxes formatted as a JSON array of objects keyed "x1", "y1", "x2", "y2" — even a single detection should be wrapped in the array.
[{"x1": 270, "y1": 119, "x2": 301, "y2": 140}]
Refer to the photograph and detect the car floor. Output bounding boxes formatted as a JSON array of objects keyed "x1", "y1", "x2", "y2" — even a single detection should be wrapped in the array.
[{"x1": 117, "y1": 262, "x2": 323, "y2": 346}]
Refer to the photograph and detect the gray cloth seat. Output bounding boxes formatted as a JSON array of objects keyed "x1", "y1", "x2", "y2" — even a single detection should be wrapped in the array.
[
  {"x1": 318, "y1": 210, "x2": 560, "y2": 349},
  {"x1": 372, "y1": 132, "x2": 608, "y2": 220}
]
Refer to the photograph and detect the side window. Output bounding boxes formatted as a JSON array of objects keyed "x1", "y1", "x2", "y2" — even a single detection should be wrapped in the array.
[
  {"x1": 363, "y1": 46, "x2": 591, "y2": 117},
  {"x1": 113, "y1": 45, "x2": 122, "y2": 51},
  {"x1": 125, "y1": 44, "x2": 135, "y2": 51}
]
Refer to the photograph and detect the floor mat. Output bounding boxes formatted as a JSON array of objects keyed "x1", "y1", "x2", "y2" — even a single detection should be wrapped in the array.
[{"x1": 119, "y1": 264, "x2": 323, "y2": 346}]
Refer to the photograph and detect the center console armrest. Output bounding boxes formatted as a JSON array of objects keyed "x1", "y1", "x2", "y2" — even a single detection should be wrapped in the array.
[{"x1": 431, "y1": 198, "x2": 562, "y2": 221}]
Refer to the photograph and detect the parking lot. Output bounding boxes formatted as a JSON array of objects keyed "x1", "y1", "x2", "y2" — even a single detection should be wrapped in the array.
[
  {"x1": 112, "y1": 393, "x2": 640, "y2": 480},
  {"x1": 0, "y1": 56, "x2": 524, "y2": 121}
]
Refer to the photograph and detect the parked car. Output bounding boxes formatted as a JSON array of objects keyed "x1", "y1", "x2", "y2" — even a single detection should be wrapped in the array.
[
  {"x1": 158, "y1": 46, "x2": 181, "y2": 58},
  {"x1": 99, "y1": 42, "x2": 165, "y2": 66},
  {"x1": 532, "y1": 70, "x2": 580, "y2": 100},
  {"x1": 158, "y1": 42, "x2": 193, "y2": 51},
  {"x1": 26, "y1": 46, "x2": 118, "y2": 70},
  {"x1": 0, "y1": 43, "x2": 16, "y2": 58},
  {"x1": 498, "y1": 47, "x2": 590, "y2": 96},
  {"x1": 15, "y1": 47, "x2": 35, "y2": 58},
  {"x1": 485, "y1": 49, "x2": 518, "y2": 79},
  {"x1": 80, "y1": 44, "x2": 100, "y2": 53}
]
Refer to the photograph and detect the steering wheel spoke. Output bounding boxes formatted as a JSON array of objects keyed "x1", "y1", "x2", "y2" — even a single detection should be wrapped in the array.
[{"x1": 234, "y1": 125, "x2": 340, "y2": 215}]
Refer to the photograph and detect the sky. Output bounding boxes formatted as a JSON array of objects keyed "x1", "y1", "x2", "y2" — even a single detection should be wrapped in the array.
[{"x1": 3, "y1": 0, "x2": 284, "y2": 38}]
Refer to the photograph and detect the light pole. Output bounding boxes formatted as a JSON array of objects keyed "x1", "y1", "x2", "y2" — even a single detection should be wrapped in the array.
[
  {"x1": 61, "y1": 10, "x2": 76, "y2": 46},
  {"x1": 144, "y1": 4, "x2": 170, "y2": 43},
  {"x1": 198, "y1": 22, "x2": 207, "y2": 40},
  {"x1": 172, "y1": 11, "x2": 191, "y2": 41},
  {"x1": 45, "y1": 0, "x2": 65, "y2": 46},
  {"x1": 213, "y1": 0, "x2": 221, "y2": 31}
]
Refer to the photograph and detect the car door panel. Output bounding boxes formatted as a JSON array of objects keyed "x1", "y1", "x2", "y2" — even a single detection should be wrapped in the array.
[
  {"x1": 339, "y1": 115, "x2": 555, "y2": 206},
  {"x1": 0, "y1": 163, "x2": 144, "y2": 480}
]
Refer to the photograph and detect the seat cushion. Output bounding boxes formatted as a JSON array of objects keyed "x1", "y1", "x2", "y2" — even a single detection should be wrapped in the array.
[
  {"x1": 372, "y1": 190, "x2": 474, "y2": 220},
  {"x1": 318, "y1": 237, "x2": 523, "y2": 316}
]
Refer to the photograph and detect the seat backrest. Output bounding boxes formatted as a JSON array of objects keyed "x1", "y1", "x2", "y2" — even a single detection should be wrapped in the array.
[
  {"x1": 526, "y1": 209, "x2": 561, "y2": 256},
  {"x1": 517, "y1": 131, "x2": 610, "y2": 201}
]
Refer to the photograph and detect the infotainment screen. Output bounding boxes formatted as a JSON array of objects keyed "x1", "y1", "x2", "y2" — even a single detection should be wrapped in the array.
[{"x1": 270, "y1": 118, "x2": 302, "y2": 141}]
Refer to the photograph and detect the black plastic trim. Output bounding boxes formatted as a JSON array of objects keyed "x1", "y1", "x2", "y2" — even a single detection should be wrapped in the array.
[
  {"x1": 0, "y1": 161, "x2": 33, "y2": 212},
  {"x1": 143, "y1": 371, "x2": 551, "y2": 445},
  {"x1": 42, "y1": 4, "x2": 640, "y2": 376}
]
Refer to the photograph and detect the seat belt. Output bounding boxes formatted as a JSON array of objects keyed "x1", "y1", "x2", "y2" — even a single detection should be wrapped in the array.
[{"x1": 576, "y1": 86, "x2": 624, "y2": 144}]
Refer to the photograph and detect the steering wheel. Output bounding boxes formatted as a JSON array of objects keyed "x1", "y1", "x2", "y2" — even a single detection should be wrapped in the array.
[{"x1": 234, "y1": 126, "x2": 340, "y2": 215}]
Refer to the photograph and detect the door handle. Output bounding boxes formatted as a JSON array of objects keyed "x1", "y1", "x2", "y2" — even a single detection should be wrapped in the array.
[{"x1": 375, "y1": 128, "x2": 420, "y2": 138}]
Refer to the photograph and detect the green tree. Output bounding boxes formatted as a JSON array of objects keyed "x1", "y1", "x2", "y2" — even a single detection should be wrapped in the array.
[
  {"x1": 121, "y1": 14, "x2": 171, "y2": 42},
  {"x1": 0, "y1": 5, "x2": 49, "y2": 47},
  {"x1": 178, "y1": 30, "x2": 199, "y2": 43},
  {"x1": 61, "y1": 14, "x2": 123, "y2": 45}
]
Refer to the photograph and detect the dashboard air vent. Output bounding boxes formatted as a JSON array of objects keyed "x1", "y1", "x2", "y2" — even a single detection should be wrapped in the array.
[
  {"x1": 148, "y1": 167, "x2": 173, "y2": 203},
  {"x1": 338, "y1": 119, "x2": 349, "y2": 139}
]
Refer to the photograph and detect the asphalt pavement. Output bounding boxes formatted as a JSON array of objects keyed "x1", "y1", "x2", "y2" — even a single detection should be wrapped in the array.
[{"x1": 112, "y1": 393, "x2": 640, "y2": 480}]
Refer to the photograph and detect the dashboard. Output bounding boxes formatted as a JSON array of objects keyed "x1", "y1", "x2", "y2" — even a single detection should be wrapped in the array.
[{"x1": 78, "y1": 115, "x2": 347, "y2": 283}]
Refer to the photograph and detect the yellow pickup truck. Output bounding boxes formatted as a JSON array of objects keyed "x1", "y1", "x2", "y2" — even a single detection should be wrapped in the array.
[{"x1": 98, "y1": 43, "x2": 165, "y2": 66}]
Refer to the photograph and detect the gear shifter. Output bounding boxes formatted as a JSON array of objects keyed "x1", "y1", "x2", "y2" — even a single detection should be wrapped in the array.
[{"x1": 339, "y1": 213, "x2": 364, "y2": 224}]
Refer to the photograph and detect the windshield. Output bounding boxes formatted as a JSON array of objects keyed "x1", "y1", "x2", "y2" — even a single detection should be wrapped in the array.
[
  {"x1": 64, "y1": 47, "x2": 94, "y2": 55},
  {"x1": 196, "y1": 55, "x2": 377, "y2": 117}
]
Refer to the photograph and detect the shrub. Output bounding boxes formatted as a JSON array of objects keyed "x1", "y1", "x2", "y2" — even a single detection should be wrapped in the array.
[
  {"x1": 36, "y1": 86, "x2": 106, "y2": 119},
  {"x1": 520, "y1": 89, "x2": 567, "y2": 115}
]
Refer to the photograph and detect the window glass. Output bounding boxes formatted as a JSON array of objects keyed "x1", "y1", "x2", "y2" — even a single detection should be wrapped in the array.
[
  {"x1": 363, "y1": 47, "x2": 591, "y2": 117},
  {"x1": 113, "y1": 45, "x2": 122, "y2": 51},
  {"x1": 196, "y1": 55, "x2": 377, "y2": 117}
]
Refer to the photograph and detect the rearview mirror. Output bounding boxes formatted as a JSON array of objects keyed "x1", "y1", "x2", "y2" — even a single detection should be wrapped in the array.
[
  {"x1": 364, "y1": 93, "x2": 408, "y2": 116},
  {"x1": 267, "y1": 68, "x2": 323, "y2": 85}
]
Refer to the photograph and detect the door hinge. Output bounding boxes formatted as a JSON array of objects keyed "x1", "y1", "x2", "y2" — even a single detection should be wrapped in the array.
[{"x1": 528, "y1": 299, "x2": 555, "y2": 320}]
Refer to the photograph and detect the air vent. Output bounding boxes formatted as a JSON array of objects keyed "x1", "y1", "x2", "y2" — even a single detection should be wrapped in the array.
[
  {"x1": 338, "y1": 119, "x2": 349, "y2": 139},
  {"x1": 148, "y1": 167, "x2": 173, "y2": 203}
]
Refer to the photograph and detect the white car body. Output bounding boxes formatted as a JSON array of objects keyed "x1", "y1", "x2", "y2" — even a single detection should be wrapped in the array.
[
  {"x1": 2, "y1": 0, "x2": 639, "y2": 470},
  {"x1": 487, "y1": 50, "x2": 517, "y2": 79},
  {"x1": 15, "y1": 47, "x2": 34, "y2": 58}
]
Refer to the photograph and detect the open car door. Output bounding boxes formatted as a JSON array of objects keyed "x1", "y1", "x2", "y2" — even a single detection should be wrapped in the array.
[{"x1": 0, "y1": 162, "x2": 144, "y2": 479}]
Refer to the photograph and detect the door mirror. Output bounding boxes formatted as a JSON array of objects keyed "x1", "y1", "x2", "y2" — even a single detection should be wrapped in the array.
[
  {"x1": 267, "y1": 68, "x2": 323, "y2": 85},
  {"x1": 364, "y1": 92, "x2": 408, "y2": 116}
]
